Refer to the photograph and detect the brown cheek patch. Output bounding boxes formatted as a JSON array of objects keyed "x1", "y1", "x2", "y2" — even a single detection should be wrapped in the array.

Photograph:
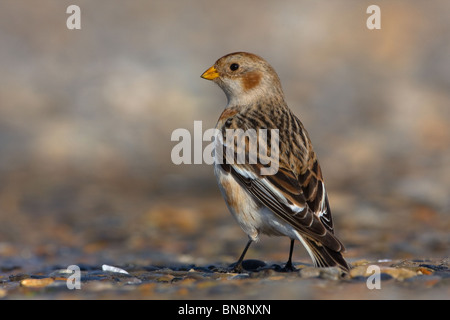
[{"x1": 241, "y1": 71, "x2": 262, "y2": 91}]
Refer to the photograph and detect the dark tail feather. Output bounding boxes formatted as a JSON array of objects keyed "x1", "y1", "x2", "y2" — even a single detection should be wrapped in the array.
[{"x1": 303, "y1": 238, "x2": 350, "y2": 272}]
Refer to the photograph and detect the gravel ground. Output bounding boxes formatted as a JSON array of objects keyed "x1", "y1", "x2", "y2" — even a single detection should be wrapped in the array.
[
  {"x1": 0, "y1": 193, "x2": 448, "y2": 300},
  {"x1": 1, "y1": 257, "x2": 449, "y2": 300}
]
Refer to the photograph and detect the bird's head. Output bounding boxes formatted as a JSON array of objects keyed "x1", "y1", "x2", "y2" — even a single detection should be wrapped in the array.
[{"x1": 201, "y1": 52, "x2": 284, "y2": 106}]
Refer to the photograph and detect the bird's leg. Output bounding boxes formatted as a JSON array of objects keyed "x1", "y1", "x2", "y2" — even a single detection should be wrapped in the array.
[
  {"x1": 282, "y1": 239, "x2": 296, "y2": 272},
  {"x1": 230, "y1": 239, "x2": 253, "y2": 273}
]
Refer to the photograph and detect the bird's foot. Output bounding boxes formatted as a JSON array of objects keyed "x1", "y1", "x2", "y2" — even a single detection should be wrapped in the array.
[{"x1": 280, "y1": 261, "x2": 296, "y2": 272}]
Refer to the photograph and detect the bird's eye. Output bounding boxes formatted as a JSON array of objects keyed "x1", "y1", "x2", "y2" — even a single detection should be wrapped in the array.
[{"x1": 230, "y1": 63, "x2": 239, "y2": 71}]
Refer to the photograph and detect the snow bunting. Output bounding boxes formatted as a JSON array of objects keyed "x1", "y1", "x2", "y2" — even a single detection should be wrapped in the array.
[{"x1": 201, "y1": 52, "x2": 350, "y2": 272}]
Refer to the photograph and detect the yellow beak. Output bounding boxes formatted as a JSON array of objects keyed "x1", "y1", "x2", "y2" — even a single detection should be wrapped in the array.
[{"x1": 201, "y1": 66, "x2": 219, "y2": 80}]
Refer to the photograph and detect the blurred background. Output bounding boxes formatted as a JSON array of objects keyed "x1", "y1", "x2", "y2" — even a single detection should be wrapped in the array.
[{"x1": 0, "y1": 0, "x2": 448, "y2": 271}]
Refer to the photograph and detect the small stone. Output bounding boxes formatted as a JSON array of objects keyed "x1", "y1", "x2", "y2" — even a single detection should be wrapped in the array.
[
  {"x1": 349, "y1": 265, "x2": 368, "y2": 278},
  {"x1": 228, "y1": 273, "x2": 250, "y2": 280},
  {"x1": 298, "y1": 267, "x2": 320, "y2": 278},
  {"x1": 249, "y1": 268, "x2": 276, "y2": 279},
  {"x1": 184, "y1": 271, "x2": 208, "y2": 281},
  {"x1": 319, "y1": 267, "x2": 343, "y2": 280},
  {"x1": 381, "y1": 267, "x2": 417, "y2": 280},
  {"x1": 154, "y1": 274, "x2": 175, "y2": 283},
  {"x1": 20, "y1": 278, "x2": 54, "y2": 288},
  {"x1": 417, "y1": 267, "x2": 433, "y2": 275}
]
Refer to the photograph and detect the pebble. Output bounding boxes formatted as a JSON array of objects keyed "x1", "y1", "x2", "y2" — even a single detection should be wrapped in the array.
[
  {"x1": 349, "y1": 264, "x2": 421, "y2": 281},
  {"x1": 349, "y1": 265, "x2": 369, "y2": 278},
  {"x1": 228, "y1": 273, "x2": 250, "y2": 280},
  {"x1": 380, "y1": 267, "x2": 418, "y2": 281},
  {"x1": 150, "y1": 273, "x2": 175, "y2": 283},
  {"x1": 319, "y1": 267, "x2": 344, "y2": 280},
  {"x1": 20, "y1": 278, "x2": 54, "y2": 288},
  {"x1": 250, "y1": 268, "x2": 276, "y2": 278},
  {"x1": 298, "y1": 267, "x2": 320, "y2": 279}
]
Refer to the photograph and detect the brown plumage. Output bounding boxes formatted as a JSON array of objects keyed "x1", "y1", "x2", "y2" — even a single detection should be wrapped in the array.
[{"x1": 201, "y1": 52, "x2": 350, "y2": 272}]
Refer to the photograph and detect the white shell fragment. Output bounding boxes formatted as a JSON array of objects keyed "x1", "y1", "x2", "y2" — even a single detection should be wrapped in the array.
[{"x1": 102, "y1": 264, "x2": 129, "y2": 274}]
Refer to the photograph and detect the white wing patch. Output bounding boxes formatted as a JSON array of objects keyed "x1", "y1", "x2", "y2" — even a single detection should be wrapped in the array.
[
  {"x1": 317, "y1": 182, "x2": 327, "y2": 218},
  {"x1": 317, "y1": 182, "x2": 333, "y2": 230},
  {"x1": 259, "y1": 176, "x2": 306, "y2": 214},
  {"x1": 230, "y1": 165, "x2": 307, "y2": 216},
  {"x1": 232, "y1": 165, "x2": 258, "y2": 180}
]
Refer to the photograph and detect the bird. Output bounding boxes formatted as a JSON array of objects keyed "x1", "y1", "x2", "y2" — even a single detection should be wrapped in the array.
[{"x1": 201, "y1": 52, "x2": 350, "y2": 273}]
